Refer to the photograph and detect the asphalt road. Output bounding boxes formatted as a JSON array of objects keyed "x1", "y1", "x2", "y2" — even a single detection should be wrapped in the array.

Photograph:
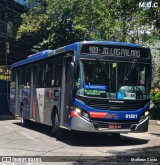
[{"x1": 0, "y1": 119, "x2": 160, "y2": 165}]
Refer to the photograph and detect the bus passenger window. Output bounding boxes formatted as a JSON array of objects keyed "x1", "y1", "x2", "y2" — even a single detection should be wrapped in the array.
[
  {"x1": 53, "y1": 58, "x2": 62, "y2": 87},
  {"x1": 45, "y1": 59, "x2": 54, "y2": 87},
  {"x1": 20, "y1": 69, "x2": 26, "y2": 89},
  {"x1": 25, "y1": 69, "x2": 30, "y2": 88},
  {"x1": 37, "y1": 63, "x2": 45, "y2": 88}
]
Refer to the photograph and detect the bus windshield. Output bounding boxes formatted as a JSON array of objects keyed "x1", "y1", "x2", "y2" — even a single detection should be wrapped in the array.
[{"x1": 76, "y1": 60, "x2": 151, "y2": 100}]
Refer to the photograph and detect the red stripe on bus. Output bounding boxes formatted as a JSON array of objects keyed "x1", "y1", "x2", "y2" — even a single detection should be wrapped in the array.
[
  {"x1": 89, "y1": 112, "x2": 107, "y2": 118},
  {"x1": 71, "y1": 111, "x2": 79, "y2": 117},
  {"x1": 109, "y1": 114, "x2": 114, "y2": 119}
]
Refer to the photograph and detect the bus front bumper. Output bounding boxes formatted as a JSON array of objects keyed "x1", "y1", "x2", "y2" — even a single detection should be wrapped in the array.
[{"x1": 71, "y1": 116, "x2": 149, "y2": 133}]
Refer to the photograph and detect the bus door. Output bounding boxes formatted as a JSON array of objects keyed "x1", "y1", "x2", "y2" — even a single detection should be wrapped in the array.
[
  {"x1": 23, "y1": 68, "x2": 31, "y2": 119},
  {"x1": 15, "y1": 69, "x2": 20, "y2": 116},
  {"x1": 60, "y1": 56, "x2": 73, "y2": 127},
  {"x1": 10, "y1": 69, "x2": 16, "y2": 115},
  {"x1": 30, "y1": 66, "x2": 37, "y2": 120}
]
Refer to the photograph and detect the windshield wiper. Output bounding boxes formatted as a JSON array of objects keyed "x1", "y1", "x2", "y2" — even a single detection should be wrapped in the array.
[
  {"x1": 124, "y1": 59, "x2": 137, "y2": 83},
  {"x1": 96, "y1": 58, "x2": 112, "y2": 94},
  {"x1": 96, "y1": 58, "x2": 108, "y2": 78}
]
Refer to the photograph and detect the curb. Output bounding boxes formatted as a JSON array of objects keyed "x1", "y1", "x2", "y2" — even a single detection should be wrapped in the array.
[
  {"x1": 0, "y1": 115, "x2": 15, "y2": 120},
  {"x1": 149, "y1": 120, "x2": 160, "y2": 125}
]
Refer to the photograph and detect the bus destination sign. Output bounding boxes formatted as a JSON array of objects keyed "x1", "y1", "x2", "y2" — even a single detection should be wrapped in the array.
[{"x1": 81, "y1": 44, "x2": 149, "y2": 58}]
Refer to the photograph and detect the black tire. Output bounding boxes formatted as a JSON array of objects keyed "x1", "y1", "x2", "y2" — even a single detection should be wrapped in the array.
[
  {"x1": 112, "y1": 133, "x2": 120, "y2": 139},
  {"x1": 51, "y1": 112, "x2": 58, "y2": 136},
  {"x1": 52, "y1": 112, "x2": 66, "y2": 140},
  {"x1": 20, "y1": 106, "x2": 29, "y2": 126}
]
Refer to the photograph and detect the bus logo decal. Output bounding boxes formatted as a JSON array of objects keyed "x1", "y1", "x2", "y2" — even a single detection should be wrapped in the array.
[{"x1": 105, "y1": 113, "x2": 118, "y2": 119}]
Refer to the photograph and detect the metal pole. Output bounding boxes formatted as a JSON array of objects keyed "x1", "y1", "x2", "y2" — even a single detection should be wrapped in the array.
[
  {"x1": 5, "y1": 6, "x2": 7, "y2": 66},
  {"x1": 4, "y1": 5, "x2": 9, "y2": 111}
]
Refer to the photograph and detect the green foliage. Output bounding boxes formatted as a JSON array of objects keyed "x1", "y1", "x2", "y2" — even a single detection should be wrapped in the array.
[
  {"x1": 150, "y1": 89, "x2": 160, "y2": 119},
  {"x1": 0, "y1": 66, "x2": 11, "y2": 81},
  {"x1": 17, "y1": 0, "x2": 48, "y2": 37},
  {"x1": 154, "y1": 92, "x2": 160, "y2": 102},
  {"x1": 151, "y1": 89, "x2": 160, "y2": 108},
  {"x1": 17, "y1": 0, "x2": 160, "y2": 51},
  {"x1": 153, "y1": 91, "x2": 160, "y2": 110}
]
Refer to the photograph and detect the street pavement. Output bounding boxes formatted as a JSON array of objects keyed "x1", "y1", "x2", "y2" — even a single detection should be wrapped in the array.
[{"x1": 0, "y1": 119, "x2": 159, "y2": 164}]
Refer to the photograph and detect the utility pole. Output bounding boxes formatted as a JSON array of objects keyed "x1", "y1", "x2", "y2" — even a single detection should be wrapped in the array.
[
  {"x1": 4, "y1": 3, "x2": 10, "y2": 109},
  {"x1": 5, "y1": 6, "x2": 8, "y2": 67}
]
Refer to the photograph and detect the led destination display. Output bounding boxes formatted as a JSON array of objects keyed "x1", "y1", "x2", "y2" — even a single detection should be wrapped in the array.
[{"x1": 81, "y1": 44, "x2": 149, "y2": 58}]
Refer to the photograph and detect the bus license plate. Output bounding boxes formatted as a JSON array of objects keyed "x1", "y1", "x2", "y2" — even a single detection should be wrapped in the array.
[{"x1": 109, "y1": 124, "x2": 122, "y2": 129}]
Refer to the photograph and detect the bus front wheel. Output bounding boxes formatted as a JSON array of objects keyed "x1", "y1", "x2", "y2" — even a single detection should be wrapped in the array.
[{"x1": 52, "y1": 112, "x2": 66, "y2": 140}]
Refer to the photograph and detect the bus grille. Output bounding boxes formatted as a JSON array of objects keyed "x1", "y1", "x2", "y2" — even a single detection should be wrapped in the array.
[
  {"x1": 87, "y1": 102, "x2": 141, "y2": 110},
  {"x1": 88, "y1": 103, "x2": 142, "y2": 111},
  {"x1": 76, "y1": 95, "x2": 150, "y2": 111}
]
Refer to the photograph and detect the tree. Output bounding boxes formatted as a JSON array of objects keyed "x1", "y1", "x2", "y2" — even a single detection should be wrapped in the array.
[
  {"x1": 17, "y1": 0, "x2": 160, "y2": 50},
  {"x1": 0, "y1": 0, "x2": 30, "y2": 65},
  {"x1": 17, "y1": 0, "x2": 86, "y2": 51}
]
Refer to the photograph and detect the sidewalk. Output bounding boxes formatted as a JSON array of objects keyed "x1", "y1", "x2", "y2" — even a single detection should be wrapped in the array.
[{"x1": 149, "y1": 120, "x2": 160, "y2": 125}]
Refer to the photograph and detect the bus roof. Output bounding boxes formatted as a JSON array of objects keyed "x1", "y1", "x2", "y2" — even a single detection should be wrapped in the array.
[
  {"x1": 12, "y1": 42, "x2": 79, "y2": 68},
  {"x1": 82, "y1": 41, "x2": 141, "y2": 47},
  {"x1": 12, "y1": 41, "x2": 143, "y2": 68}
]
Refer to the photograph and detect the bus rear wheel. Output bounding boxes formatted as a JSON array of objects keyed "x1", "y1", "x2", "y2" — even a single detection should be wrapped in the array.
[
  {"x1": 52, "y1": 112, "x2": 66, "y2": 140},
  {"x1": 20, "y1": 106, "x2": 29, "y2": 126}
]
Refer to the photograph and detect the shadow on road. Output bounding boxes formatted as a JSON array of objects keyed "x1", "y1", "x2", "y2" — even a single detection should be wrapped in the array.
[
  {"x1": 150, "y1": 133, "x2": 160, "y2": 137},
  {"x1": 13, "y1": 121, "x2": 149, "y2": 147},
  {"x1": 66, "y1": 131, "x2": 148, "y2": 147}
]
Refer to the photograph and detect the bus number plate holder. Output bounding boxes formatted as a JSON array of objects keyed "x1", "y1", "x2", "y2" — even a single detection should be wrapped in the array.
[{"x1": 109, "y1": 124, "x2": 122, "y2": 129}]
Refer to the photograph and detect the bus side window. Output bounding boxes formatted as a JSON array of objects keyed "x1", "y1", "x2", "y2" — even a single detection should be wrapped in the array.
[
  {"x1": 25, "y1": 68, "x2": 30, "y2": 88},
  {"x1": 53, "y1": 58, "x2": 62, "y2": 87},
  {"x1": 45, "y1": 59, "x2": 54, "y2": 87},
  {"x1": 37, "y1": 62, "x2": 45, "y2": 88},
  {"x1": 20, "y1": 68, "x2": 26, "y2": 89}
]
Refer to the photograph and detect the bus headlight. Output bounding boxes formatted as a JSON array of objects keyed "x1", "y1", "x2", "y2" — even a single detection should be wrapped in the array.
[
  {"x1": 74, "y1": 107, "x2": 90, "y2": 120},
  {"x1": 75, "y1": 107, "x2": 82, "y2": 114},
  {"x1": 144, "y1": 111, "x2": 149, "y2": 116}
]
